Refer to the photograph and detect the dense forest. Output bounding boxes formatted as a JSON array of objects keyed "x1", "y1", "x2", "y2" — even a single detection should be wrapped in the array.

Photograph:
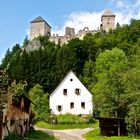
[{"x1": 1, "y1": 19, "x2": 140, "y2": 135}]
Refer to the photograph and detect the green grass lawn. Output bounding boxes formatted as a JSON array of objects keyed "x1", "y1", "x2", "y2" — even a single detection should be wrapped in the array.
[
  {"x1": 83, "y1": 129, "x2": 140, "y2": 140},
  {"x1": 27, "y1": 129, "x2": 59, "y2": 140},
  {"x1": 36, "y1": 121, "x2": 98, "y2": 130}
]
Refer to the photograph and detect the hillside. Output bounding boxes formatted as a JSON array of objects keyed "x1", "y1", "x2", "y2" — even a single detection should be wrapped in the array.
[{"x1": 1, "y1": 19, "x2": 140, "y2": 135}]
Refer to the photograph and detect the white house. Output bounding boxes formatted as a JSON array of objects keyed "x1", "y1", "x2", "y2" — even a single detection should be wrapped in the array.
[{"x1": 49, "y1": 71, "x2": 93, "y2": 115}]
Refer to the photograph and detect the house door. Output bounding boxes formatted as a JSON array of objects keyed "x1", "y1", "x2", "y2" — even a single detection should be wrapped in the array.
[{"x1": 0, "y1": 112, "x2": 3, "y2": 140}]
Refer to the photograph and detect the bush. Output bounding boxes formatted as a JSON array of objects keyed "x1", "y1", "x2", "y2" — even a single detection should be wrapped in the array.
[
  {"x1": 47, "y1": 113, "x2": 58, "y2": 124},
  {"x1": 4, "y1": 133, "x2": 22, "y2": 140},
  {"x1": 87, "y1": 116, "x2": 96, "y2": 123},
  {"x1": 55, "y1": 114, "x2": 94, "y2": 125}
]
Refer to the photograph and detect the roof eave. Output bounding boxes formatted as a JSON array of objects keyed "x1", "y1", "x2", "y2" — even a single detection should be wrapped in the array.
[
  {"x1": 102, "y1": 15, "x2": 115, "y2": 17},
  {"x1": 31, "y1": 20, "x2": 51, "y2": 28}
]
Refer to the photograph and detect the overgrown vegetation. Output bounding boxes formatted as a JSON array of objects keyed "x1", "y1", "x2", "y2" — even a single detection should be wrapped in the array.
[
  {"x1": 36, "y1": 119, "x2": 98, "y2": 130},
  {"x1": 0, "y1": 69, "x2": 9, "y2": 112},
  {"x1": 27, "y1": 129, "x2": 58, "y2": 140},
  {"x1": 1, "y1": 19, "x2": 140, "y2": 136},
  {"x1": 29, "y1": 84, "x2": 50, "y2": 122},
  {"x1": 4, "y1": 130, "x2": 58, "y2": 140},
  {"x1": 36, "y1": 114, "x2": 97, "y2": 129},
  {"x1": 55, "y1": 114, "x2": 95, "y2": 124},
  {"x1": 4, "y1": 133, "x2": 22, "y2": 140},
  {"x1": 8, "y1": 80, "x2": 28, "y2": 102}
]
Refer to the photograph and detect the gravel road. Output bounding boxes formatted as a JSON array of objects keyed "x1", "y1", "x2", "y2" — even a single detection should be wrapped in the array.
[{"x1": 35, "y1": 126, "x2": 94, "y2": 140}]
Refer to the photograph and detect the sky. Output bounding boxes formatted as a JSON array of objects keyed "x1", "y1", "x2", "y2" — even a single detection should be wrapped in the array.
[{"x1": 0, "y1": 0, "x2": 140, "y2": 63}]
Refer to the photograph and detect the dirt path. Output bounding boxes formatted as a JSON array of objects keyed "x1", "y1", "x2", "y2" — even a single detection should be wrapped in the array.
[{"x1": 35, "y1": 126, "x2": 94, "y2": 140}]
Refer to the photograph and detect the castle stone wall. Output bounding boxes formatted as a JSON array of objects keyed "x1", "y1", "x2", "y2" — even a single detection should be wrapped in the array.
[
  {"x1": 101, "y1": 16, "x2": 115, "y2": 31},
  {"x1": 30, "y1": 22, "x2": 51, "y2": 40}
]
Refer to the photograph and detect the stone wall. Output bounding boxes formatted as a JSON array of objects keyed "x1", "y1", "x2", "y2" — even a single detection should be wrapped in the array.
[
  {"x1": 30, "y1": 22, "x2": 51, "y2": 40},
  {"x1": 101, "y1": 16, "x2": 115, "y2": 31}
]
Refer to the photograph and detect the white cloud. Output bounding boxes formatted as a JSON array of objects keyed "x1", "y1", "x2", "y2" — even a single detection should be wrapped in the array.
[
  {"x1": 52, "y1": 11, "x2": 103, "y2": 35},
  {"x1": 26, "y1": 28, "x2": 30, "y2": 37},
  {"x1": 138, "y1": 12, "x2": 140, "y2": 18},
  {"x1": 112, "y1": 0, "x2": 140, "y2": 24},
  {"x1": 53, "y1": 0, "x2": 140, "y2": 36},
  {"x1": 115, "y1": 12, "x2": 132, "y2": 25},
  {"x1": 116, "y1": 0, "x2": 130, "y2": 9}
]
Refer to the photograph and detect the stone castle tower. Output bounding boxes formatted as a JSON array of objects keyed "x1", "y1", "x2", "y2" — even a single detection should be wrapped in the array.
[
  {"x1": 100, "y1": 9, "x2": 115, "y2": 32},
  {"x1": 65, "y1": 27, "x2": 75, "y2": 36},
  {"x1": 30, "y1": 16, "x2": 51, "y2": 40}
]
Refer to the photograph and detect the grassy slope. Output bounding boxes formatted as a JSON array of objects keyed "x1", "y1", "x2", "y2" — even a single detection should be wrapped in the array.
[
  {"x1": 36, "y1": 121, "x2": 99, "y2": 130},
  {"x1": 83, "y1": 129, "x2": 140, "y2": 140},
  {"x1": 27, "y1": 130, "x2": 59, "y2": 140}
]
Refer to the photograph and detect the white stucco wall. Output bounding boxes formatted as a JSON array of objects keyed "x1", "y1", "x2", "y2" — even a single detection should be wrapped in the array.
[{"x1": 50, "y1": 72, "x2": 93, "y2": 115}]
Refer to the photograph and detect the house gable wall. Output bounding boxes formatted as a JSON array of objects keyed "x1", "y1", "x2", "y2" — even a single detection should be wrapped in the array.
[{"x1": 50, "y1": 72, "x2": 93, "y2": 115}]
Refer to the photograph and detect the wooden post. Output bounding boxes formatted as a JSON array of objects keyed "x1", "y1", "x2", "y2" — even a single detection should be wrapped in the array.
[
  {"x1": 118, "y1": 120, "x2": 120, "y2": 136},
  {"x1": 99, "y1": 120, "x2": 101, "y2": 134},
  {"x1": 0, "y1": 112, "x2": 3, "y2": 140}
]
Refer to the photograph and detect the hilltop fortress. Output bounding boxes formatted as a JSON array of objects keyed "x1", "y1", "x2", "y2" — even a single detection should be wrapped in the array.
[{"x1": 30, "y1": 9, "x2": 115, "y2": 45}]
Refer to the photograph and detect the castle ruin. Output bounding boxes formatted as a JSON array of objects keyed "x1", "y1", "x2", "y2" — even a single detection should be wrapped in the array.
[{"x1": 29, "y1": 9, "x2": 116, "y2": 45}]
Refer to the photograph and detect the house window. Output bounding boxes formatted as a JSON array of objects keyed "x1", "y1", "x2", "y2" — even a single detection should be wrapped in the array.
[
  {"x1": 70, "y1": 102, "x2": 74, "y2": 109},
  {"x1": 81, "y1": 102, "x2": 85, "y2": 109},
  {"x1": 63, "y1": 89, "x2": 67, "y2": 96},
  {"x1": 75, "y1": 88, "x2": 80, "y2": 95},
  {"x1": 57, "y1": 105, "x2": 62, "y2": 112}
]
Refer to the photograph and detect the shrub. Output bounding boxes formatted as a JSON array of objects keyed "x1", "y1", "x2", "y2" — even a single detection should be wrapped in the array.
[
  {"x1": 46, "y1": 113, "x2": 58, "y2": 124},
  {"x1": 55, "y1": 114, "x2": 94, "y2": 125},
  {"x1": 4, "y1": 133, "x2": 22, "y2": 140}
]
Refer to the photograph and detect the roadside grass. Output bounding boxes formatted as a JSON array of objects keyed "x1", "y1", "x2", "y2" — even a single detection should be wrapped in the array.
[
  {"x1": 27, "y1": 129, "x2": 59, "y2": 140},
  {"x1": 36, "y1": 120, "x2": 98, "y2": 130},
  {"x1": 4, "y1": 130, "x2": 58, "y2": 140},
  {"x1": 83, "y1": 129, "x2": 140, "y2": 140}
]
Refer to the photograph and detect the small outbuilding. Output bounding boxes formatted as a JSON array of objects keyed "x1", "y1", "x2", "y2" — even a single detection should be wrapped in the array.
[
  {"x1": 96, "y1": 117, "x2": 127, "y2": 136},
  {"x1": 1, "y1": 96, "x2": 32, "y2": 140}
]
